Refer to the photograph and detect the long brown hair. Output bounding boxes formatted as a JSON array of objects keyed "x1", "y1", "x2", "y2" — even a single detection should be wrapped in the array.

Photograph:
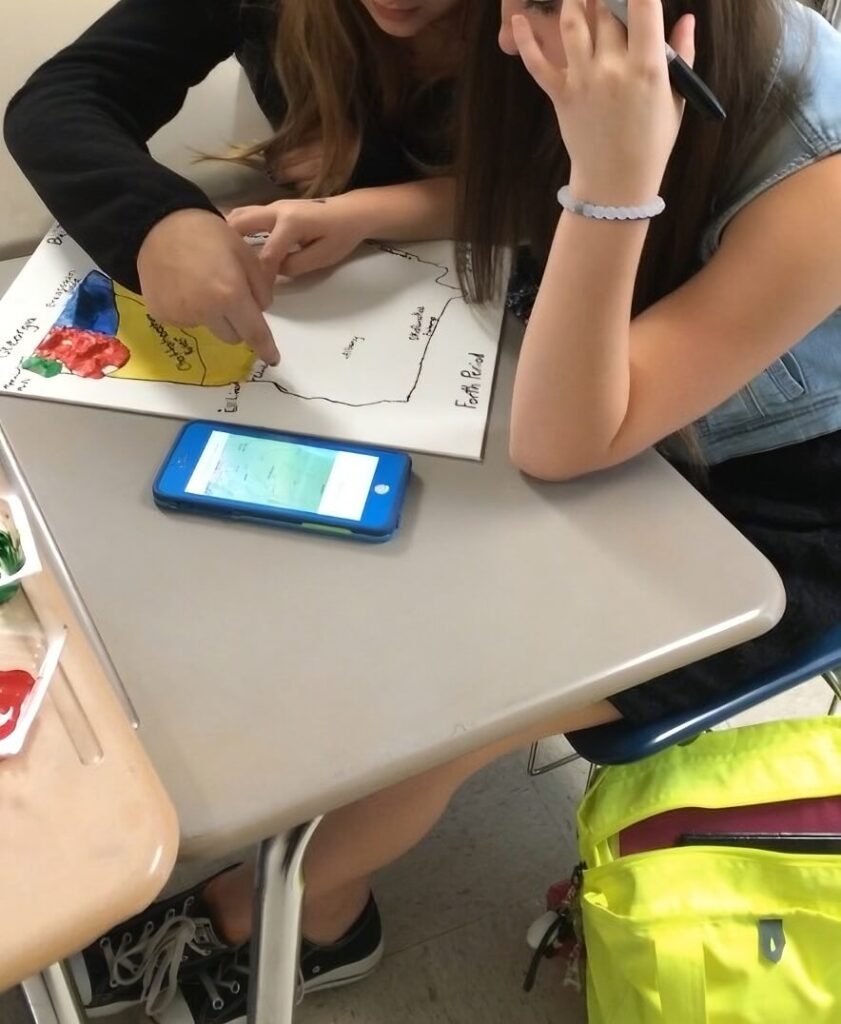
[
  {"x1": 454, "y1": 0, "x2": 816, "y2": 311},
  {"x1": 233, "y1": 0, "x2": 458, "y2": 194}
]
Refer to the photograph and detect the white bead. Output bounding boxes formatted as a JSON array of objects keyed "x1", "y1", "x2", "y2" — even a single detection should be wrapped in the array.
[{"x1": 557, "y1": 185, "x2": 665, "y2": 221}]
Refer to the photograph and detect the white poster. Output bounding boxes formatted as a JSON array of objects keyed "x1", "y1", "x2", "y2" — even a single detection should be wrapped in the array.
[{"x1": 0, "y1": 226, "x2": 504, "y2": 459}]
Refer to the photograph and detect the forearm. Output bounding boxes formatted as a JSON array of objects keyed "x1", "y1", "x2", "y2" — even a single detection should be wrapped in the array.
[
  {"x1": 510, "y1": 210, "x2": 649, "y2": 480},
  {"x1": 337, "y1": 177, "x2": 455, "y2": 242},
  {"x1": 5, "y1": 100, "x2": 220, "y2": 291}
]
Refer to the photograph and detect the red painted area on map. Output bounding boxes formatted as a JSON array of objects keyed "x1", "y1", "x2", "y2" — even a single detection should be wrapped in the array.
[{"x1": 36, "y1": 326, "x2": 130, "y2": 379}]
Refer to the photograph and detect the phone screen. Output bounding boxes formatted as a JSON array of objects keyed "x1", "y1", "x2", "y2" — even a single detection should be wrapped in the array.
[{"x1": 184, "y1": 430, "x2": 379, "y2": 521}]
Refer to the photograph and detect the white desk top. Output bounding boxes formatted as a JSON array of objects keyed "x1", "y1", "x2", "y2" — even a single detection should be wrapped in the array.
[{"x1": 0, "y1": 256, "x2": 785, "y2": 857}]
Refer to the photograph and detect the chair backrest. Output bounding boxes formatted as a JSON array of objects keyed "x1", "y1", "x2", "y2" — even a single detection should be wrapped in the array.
[{"x1": 566, "y1": 624, "x2": 841, "y2": 765}]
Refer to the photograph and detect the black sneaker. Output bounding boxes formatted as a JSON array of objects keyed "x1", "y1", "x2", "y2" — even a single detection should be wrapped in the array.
[
  {"x1": 157, "y1": 895, "x2": 384, "y2": 1024},
  {"x1": 68, "y1": 869, "x2": 237, "y2": 1017},
  {"x1": 299, "y1": 894, "x2": 384, "y2": 994}
]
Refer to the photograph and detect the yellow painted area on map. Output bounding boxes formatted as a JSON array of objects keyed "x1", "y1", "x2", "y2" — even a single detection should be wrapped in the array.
[{"x1": 109, "y1": 284, "x2": 254, "y2": 386}]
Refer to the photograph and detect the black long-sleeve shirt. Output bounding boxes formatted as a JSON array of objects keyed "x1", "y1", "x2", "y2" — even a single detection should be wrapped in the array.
[{"x1": 4, "y1": 0, "x2": 424, "y2": 291}]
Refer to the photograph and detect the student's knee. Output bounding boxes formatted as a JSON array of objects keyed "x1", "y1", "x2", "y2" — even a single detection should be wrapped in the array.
[{"x1": 441, "y1": 699, "x2": 621, "y2": 784}]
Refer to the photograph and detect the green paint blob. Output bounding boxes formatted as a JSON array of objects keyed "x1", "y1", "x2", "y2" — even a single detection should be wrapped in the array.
[{"x1": 21, "y1": 355, "x2": 63, "y2": 378}]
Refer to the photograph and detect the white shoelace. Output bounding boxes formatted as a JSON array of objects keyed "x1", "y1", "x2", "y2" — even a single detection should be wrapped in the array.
[{"x1": 101, "y1": 903, "x2": 224, "y2": 1015}]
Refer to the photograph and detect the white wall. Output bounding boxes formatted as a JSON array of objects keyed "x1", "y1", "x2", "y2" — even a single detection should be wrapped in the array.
[{"x1": 0, "y1": 1, "x2": 270, "y2": 260}]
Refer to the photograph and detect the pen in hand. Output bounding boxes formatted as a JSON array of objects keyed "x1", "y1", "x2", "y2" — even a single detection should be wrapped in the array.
[{"x1": 601, "y1": 0, "x2": 727, "y2": 121}]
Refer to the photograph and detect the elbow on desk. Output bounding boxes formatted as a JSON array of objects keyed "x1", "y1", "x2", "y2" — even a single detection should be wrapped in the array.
[
  {"x1": 508, "y1": 406, "x2": 607, "y2": 481},
  {"x1": 508, "y1": 435, "x2": 595, "y2": 483},
  {"x1": 508, "y1": 415, "x2": 640, "y2": 482}
]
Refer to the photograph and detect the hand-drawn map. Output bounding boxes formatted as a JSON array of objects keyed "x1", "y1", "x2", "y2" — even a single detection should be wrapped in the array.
[{"x1": 0, "y1": 225, "x2": 505, "y2": 459}]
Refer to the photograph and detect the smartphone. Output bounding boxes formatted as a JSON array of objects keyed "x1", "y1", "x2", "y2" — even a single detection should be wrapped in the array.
[{"x1": 153, "y1": 421, "x2": 411, "y2": 542}]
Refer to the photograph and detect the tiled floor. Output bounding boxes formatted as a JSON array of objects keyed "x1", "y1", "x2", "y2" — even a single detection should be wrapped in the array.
[{"x1": 1, "y1": 676, "x2": 833, "y2": 1024}]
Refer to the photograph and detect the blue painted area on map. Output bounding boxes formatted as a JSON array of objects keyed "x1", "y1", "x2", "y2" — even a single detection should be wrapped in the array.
[{"x1": 55, "y1": 270, "x2": 118, "y2": 335}]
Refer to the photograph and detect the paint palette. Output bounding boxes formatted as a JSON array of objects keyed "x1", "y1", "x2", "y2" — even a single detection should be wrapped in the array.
[
  {"x1": 0, "y1": 495, "x2": 65, "y2": 758},
  {"x1": 0, "y1": 494, "x2": 41, "y2": 600}
]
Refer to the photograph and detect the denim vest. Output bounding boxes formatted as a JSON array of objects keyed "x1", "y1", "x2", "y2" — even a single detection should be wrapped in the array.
[{"x1": 692, "y1": 4, "x2": 841, "y2": 464}]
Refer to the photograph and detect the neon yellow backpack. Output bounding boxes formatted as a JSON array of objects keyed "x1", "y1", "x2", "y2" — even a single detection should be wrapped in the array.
[{"x1": 575, "y1": 717, "x2": 841, "y2": 1023}]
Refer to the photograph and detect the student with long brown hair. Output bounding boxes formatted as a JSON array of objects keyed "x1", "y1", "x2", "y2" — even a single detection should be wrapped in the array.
[
  {"x1": 4, "y1": 0, "x2": 464, "y2": 367},
  {"x1": 6, "y1": 0, "x2": 841, "y2": 1019}
]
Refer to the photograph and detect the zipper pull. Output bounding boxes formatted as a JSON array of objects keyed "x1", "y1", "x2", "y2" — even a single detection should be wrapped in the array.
[{"x1": 758, "y1": 919, "x2": 786, "y2": 964}]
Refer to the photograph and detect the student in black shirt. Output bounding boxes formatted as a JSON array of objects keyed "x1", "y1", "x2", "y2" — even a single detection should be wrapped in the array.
[{"x1": 5, "y1": 0, "x2": 461, "y2": 365}]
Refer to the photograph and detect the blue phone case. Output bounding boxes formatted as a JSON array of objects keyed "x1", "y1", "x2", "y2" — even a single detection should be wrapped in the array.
[{"x1": 153, "y1": 420, "x2": 411, "y2": 542}]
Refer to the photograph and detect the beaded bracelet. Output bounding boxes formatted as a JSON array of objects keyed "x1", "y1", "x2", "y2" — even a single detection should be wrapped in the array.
[{"x1": 557, "y1": 185, "x2": 665, "y2": 222}]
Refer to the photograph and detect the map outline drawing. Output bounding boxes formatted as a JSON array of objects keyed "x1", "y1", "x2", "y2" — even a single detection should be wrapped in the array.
[
  {"x1": 0, "y1": 227, "x2": 504, "y2": 461},
  {"x1": 262, "y1": 243, "x2": 463, "y2": 408},
  {"x1": 21, "y1": 241, "x2": 466, "y2": 410}
]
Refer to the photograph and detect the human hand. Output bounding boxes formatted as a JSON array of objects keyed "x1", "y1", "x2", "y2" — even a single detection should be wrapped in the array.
[
  {"x1": 511, "y1": 0, "x2": 695, "y2": 205},
  {"x1": 226, "y1": 196, "x2": 367, "y2": 280},
  {"x1": 136, "y1": 209, "x2": 279, "y2": 365}
]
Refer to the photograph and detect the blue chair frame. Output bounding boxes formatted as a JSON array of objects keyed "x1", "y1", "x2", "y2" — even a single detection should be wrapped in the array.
[{"x1": 528, "y1": 625, "x2": 841, "y2": 772}]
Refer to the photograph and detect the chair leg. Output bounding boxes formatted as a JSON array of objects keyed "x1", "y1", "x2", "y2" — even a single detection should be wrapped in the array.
[
  {"x1": 527, "y1": 739, "x2": 581, "y2": 777},
  {"x1": 824, "y1": 669, "x2": 841, "y2": 715},
  {"x1": 22, "y1": 962, "x2": 86, "y2": 1024},
  {"x1": 248, "y1": 818, "x2": 323, "y2": 1024}
]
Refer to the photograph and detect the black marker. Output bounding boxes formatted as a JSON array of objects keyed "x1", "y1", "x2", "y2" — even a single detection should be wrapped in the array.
[{"x1": 603, "y1": 0, "x2": 726, "y2": 121}]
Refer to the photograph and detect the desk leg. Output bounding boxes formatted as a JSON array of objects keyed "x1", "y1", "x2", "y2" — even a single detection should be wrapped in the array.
[
  {"x1": 248, "y1": 818, "x2": 323, "y2": 1024},
  {"x1": 22, "y1": 962, "x2": 86, "y2": 1024}
]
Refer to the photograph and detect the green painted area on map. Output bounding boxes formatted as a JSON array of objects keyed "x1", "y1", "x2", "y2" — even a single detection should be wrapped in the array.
[{"x1": 21, "y1": 355, "x2": 63, "y2": 378}]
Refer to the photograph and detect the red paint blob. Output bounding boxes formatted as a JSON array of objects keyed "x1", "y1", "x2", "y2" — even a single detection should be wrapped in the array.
[
  {"x1": 36, "y1": 326, "x2": 130, "y2": 379},
  {"x1": 0, "y1": 669, "x2": 36, "y2": 740}
]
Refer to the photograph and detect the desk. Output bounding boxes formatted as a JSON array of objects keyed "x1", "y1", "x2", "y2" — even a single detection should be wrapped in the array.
[
  {"x1": 0, "y1": 421, "x2": 178, "y2": 1000},
  {"x1": 0, "y1": 255, "x2": 785, "y2": 1020}
]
